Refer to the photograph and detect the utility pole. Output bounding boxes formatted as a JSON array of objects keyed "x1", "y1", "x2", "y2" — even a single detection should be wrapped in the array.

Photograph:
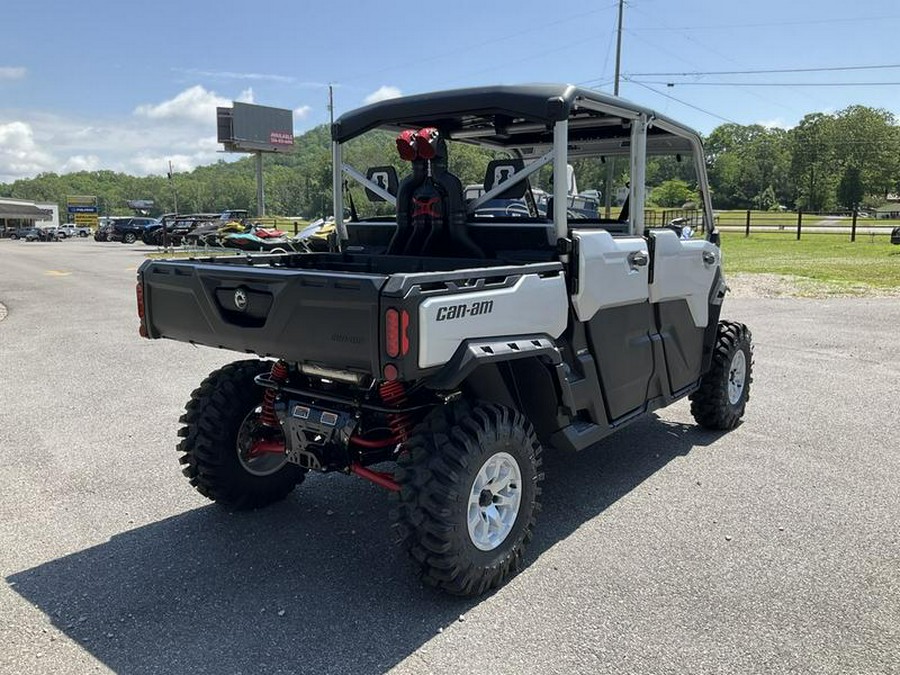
[
  {"x1": 255, "y1": 151, "x2": 265, "y2": 217},
  {"x1": 166, "y1": 160, "x2": 177, "y2": 250},
  {"x1": 614, "y1": 0, "x2": 624, "y2": 96},
  {"x1": 328, "y1": 84, "x2": 334, "y2": 126}
]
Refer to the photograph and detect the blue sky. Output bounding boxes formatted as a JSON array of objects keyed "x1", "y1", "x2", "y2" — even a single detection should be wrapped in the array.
[{"x1": 2, "y1": 0, "x2": 899, "y2": 181}]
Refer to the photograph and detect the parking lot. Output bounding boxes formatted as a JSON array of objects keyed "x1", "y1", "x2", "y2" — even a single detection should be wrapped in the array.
[{"x1": 0, "y1": 238, "x2": 897, "y2": 675}]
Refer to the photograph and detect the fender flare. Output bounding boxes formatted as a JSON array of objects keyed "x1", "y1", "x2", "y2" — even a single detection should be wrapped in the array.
[{"x1": 425, "y1": 335, "x2": 562, "y2": 391}]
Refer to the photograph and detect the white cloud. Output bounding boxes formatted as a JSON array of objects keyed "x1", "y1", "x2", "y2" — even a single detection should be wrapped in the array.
[
  {"x1": 61, "y1": 155, "x2": 102, "y2": 173},
  {"x1": 174, "y1": 68, "x2": 296, "y2": 84},
  {"x1": 134, "y1": 85, "x2": 254, "y2": 124},
  {"x1": 0, "y1": 121, "x2": 57, "y2": 181},
  {"x1": 0, "y1": 85, "x2": 321, "y2": 182},
  {"x1": 364, "y1": 85, "x2": 402, "y2": 105},
  {"x1": 0, "y1": 66, "x2": 26, "y2": 80},
  {"x1": 758, "y1": 117, "x2": 792, "y2": 130}
]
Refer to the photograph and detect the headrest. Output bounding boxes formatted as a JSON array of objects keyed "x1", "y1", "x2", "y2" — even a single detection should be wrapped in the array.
[
  {"x1": 484, "y1": 159, "x2": 526, "y2": 199},
  {"x1": 395, "y1": 128, "x2": 445, "y2": 161},
  {"x1": 365, "y1": 166, "x2": 399, "y2": 202}
]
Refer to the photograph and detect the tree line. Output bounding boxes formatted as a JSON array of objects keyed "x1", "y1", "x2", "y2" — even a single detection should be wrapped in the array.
[{"x1": 2, "y1": 104, "x2": 897, "y2": 218}]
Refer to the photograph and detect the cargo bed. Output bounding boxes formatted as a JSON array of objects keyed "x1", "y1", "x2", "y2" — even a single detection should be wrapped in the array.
[{"x1": 138, "y1": 252, "x2": 537, "y2": 375}]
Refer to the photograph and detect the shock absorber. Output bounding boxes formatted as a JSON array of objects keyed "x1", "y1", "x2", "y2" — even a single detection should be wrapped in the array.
[
  {"x1": 379, "y1": 380, "x2": 414, "y2": 443},
  {"x1": 259, "y1": 360, "x2": 289, "y2": 428}
]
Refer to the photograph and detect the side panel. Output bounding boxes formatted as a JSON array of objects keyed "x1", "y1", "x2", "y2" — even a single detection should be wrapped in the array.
[
  {"x1": 656, "y1": 300, "x2": 705, "y2": 393},
  {"x1": 648, "y1": 229, "x2": 720, "y2": 327},
  {"x1": 571, "y1": 230, "x2": 650, "y2": 321},
  {"x1": 417, "y1": 274, "x2": 568, "y2": 369},
  {"x1": 586, "y1": 303, "x2": 657, "y2": 420}
]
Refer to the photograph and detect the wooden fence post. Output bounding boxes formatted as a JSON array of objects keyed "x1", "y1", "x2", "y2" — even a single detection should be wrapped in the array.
[
  {"x1": 745, "y1": 210, "x2": 751, "y2": 237},
  {"x1": 796, "y1": 210, "x2": 803, "y2": 240},
  {"x1": 851, "y1": 208, "x2": 857, "y2": 242}
]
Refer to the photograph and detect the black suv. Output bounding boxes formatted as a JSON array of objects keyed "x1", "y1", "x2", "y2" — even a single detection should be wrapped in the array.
[{"x1": 110, "y1": 217, "x2": 157, "y2": 244}]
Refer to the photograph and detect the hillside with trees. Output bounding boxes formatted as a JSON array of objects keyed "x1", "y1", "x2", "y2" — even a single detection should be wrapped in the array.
[{"x1": 2, "y1": 104, "x2": 898, "y2": 217}]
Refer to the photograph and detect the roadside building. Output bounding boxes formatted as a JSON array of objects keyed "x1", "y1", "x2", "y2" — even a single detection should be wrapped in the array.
[{"x1": 0, "y1": 198, "x2": 59, "y2": 236}]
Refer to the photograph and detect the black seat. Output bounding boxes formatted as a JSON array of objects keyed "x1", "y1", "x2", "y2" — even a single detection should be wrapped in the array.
[{"x1": 390, "y1": 134, "x2": 483, "y2": 258}]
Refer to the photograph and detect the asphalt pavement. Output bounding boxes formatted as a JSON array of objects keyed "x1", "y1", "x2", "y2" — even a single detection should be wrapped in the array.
[{"x1": 0, "y1": 238, "x2": 897, "y2": 675}]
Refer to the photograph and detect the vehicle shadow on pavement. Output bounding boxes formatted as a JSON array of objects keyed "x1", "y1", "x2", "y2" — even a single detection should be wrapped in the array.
[{"x1": 7, "y1": 415, "x2": 724, "y2": 675}]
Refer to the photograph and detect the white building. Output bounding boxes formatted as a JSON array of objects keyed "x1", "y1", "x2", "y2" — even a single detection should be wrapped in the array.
[{"x1": 0, "y1": 198, "x2": 59, "y2": 236}]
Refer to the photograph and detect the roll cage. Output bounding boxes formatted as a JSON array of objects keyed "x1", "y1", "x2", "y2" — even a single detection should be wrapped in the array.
[{"x1": 331, "y1": 84, "x2": 716, "y2": 246}]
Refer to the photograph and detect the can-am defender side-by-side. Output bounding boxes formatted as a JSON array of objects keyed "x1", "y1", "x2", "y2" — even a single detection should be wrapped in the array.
[{"x1": 137, "y1": 85, "x2": 753, "y2": 596}]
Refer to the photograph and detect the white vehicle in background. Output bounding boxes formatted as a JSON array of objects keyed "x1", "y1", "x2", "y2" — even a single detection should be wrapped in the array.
[{"x1": 57, "y1": 223, "x2": 92, "y2": 238}]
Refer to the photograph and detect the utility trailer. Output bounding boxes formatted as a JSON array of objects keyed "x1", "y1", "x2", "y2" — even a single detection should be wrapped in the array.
[{"x1": 137, "y1": 85, "x2": 752, "y2": 596}]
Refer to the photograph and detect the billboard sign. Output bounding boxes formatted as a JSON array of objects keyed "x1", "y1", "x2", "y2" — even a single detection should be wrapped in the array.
[
  {"x1": 217, "y1": 102, "x2": 294, "y2": 153},
  {"x1": 67, "y1": 195, "x2": 98, "y2": 214}
]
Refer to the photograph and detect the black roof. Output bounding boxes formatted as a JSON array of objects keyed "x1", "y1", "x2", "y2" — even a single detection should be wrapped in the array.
[{"x1": 332, "y1": 84, "x2": 700, "y2": 145}]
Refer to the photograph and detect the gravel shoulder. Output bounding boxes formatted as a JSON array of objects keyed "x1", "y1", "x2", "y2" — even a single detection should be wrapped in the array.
[{"x1": 727, "y1": 272, "x2": 900, "y2": 298}]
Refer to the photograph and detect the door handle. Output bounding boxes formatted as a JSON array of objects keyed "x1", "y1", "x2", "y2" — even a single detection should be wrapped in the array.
[{"x1": 629, "y1": 250, "x2": 649, "y2": 267}]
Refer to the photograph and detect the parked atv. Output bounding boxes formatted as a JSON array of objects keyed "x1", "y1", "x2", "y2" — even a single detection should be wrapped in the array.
[{"x1": 138, "y1": 85, "x2": 753, "y2": 597}]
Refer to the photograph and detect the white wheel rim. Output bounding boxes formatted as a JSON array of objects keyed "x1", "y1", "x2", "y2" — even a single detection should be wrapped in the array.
[
  {"x1": 728, "y1": 350, "x2": 747, "y2": 405},
  {"x1": 467, "y1": 452, "x2": 522, "y2": 551}
]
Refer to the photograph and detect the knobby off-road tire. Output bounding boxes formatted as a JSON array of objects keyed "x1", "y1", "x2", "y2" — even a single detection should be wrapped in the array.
[
  {"x1": 690, "y1": 321, "x2": 753, "y2": 430},
  {"x1": 177, "y1": 359, "x2": 304, "y2": 509},
  {"x1": 392, "y1": 401, "x2": 543, "y2": 596}
]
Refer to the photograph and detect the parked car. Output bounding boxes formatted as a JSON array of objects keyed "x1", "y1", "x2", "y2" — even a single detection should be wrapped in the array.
[
  {"x1": 57, "y1": 223, "x2": 92, "y2": 238},
  {"x1": 109, "y1": 217, "x2": 157, "y2": 244},
  {"x1": 8, "y1": 227, "x2": 33, "y2": 240},
  {"x1": 21, "y1": 227, "x2": 60, "y2": 242},
  {"x1": 891, "y1": 226, "x2": 900, "y2": 245},
  {"x1": 141, "y1": 214, "x2": 178, "y2": 245},
  {"x1": 94, "y1": 218, "x2": 123, "y2": 241}
]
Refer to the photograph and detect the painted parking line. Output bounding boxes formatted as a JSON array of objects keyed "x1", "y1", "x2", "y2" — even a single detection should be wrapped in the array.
[{"x1": 44, "y1": 270, "x2": 72, "y2": 276}]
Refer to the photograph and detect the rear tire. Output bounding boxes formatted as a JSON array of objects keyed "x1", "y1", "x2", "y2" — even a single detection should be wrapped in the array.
[
  {"x1": 690, "y1": 321, "x2": 753, "y2": 430},
  {"x1": 177, "y1": 360, "x2": 304, "y2": 509},
  {"x1": 123, "y1": 232, "x2": 136, "y2": 244},
  {"x1": 392, "y1": 401, "x2": 543, "y2": 596}
]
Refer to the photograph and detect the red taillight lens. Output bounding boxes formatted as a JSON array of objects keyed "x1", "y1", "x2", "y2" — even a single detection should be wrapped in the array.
[
  {"x1": 136, "y1": 281, "x2": 148, "y2": 338},
  {"x1": 385, "y1": 308, "x2": 410, "y2": 358},
  {"x1": 385, "y1": 308, "x2": 400, "y2": 357},
  {"x1": 400, "y1": 309, "x2": 410, "y2": 356}
]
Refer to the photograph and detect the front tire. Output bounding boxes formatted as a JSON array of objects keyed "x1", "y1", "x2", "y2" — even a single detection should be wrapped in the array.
[
  {"x1": 392, "y1": 401, "x2": 543, "y2": 596},
  {"x1": 690, "y1": 321, "x2": 753, "y2": 430},
  {"x1": 123, "y1": 232, "x2": 137, "y2": 244},
  {"x1": 177, "y1": 360, "x2": 304, "y2": 509}
]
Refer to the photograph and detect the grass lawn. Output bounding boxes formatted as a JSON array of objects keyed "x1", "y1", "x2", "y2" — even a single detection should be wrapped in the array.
[{"x1": 720, "y1": 232, "x2": 900, "y2": 288}]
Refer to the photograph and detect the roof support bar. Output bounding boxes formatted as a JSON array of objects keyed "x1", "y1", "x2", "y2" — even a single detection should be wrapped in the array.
[
  {"x1": 629, "y1": 114, "x2": 648, "y2": 236},
  {"x1": 553, "y1": 119, "x2": 569, "y2": 241},
  {"x1": 332, "y1": 140, "x2": 346, "y2": 243},
  {"x1": 342, "y1": 164, "x2": 397, "y2": 205}
]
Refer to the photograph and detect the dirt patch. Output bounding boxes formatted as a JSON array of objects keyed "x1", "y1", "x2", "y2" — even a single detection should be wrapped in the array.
[{"x1": 727, "y1": 273, "x2": 900, "y2": 299}]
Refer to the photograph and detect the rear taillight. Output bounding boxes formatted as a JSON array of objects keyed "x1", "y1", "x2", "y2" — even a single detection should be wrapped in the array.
[
  {"x1": 136, "y1": 280, "x2": 148, "y2": 338},
  {"x1": 384, "y1": 308, "x2": 410, "y2": 358}
]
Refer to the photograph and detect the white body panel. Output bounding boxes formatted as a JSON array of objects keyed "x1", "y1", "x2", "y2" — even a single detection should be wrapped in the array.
[
  {"x1": 648, "y1": 230, "x2": 720, "y2": 327},
  {"x1": 571, "y1": 230, "x2": 649, "y2": 321},
  {"x1": 418, "y1": 274, "x2": 568, "y2": 369}
]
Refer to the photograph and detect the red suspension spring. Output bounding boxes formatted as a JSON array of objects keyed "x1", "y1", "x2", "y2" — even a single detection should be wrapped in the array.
[
  {"x1": 379, "y1": 380, "x2": 414, "y2": 443},
  {"x1": 259, "y1": 360, "x2": 288, "y2": 427}
]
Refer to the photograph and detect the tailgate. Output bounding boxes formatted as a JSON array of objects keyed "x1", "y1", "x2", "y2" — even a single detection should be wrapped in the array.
[{"x1": 140, "y1": 260, "x2": 387, "y2": 372}]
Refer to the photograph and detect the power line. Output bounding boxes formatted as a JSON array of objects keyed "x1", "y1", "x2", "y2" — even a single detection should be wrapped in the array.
[
  {"x1": 626, "y1": 80, "x2": 737, "y2": 124},
  {"x1": 630, "y1": 14, "x2": 900, "y2": 32},
  {"x1": 633, "y1": 80, "x2": 900, "y2": 87},
  {"x1": 628, "y1": 63, "x2": 900, "y2": 77}
]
